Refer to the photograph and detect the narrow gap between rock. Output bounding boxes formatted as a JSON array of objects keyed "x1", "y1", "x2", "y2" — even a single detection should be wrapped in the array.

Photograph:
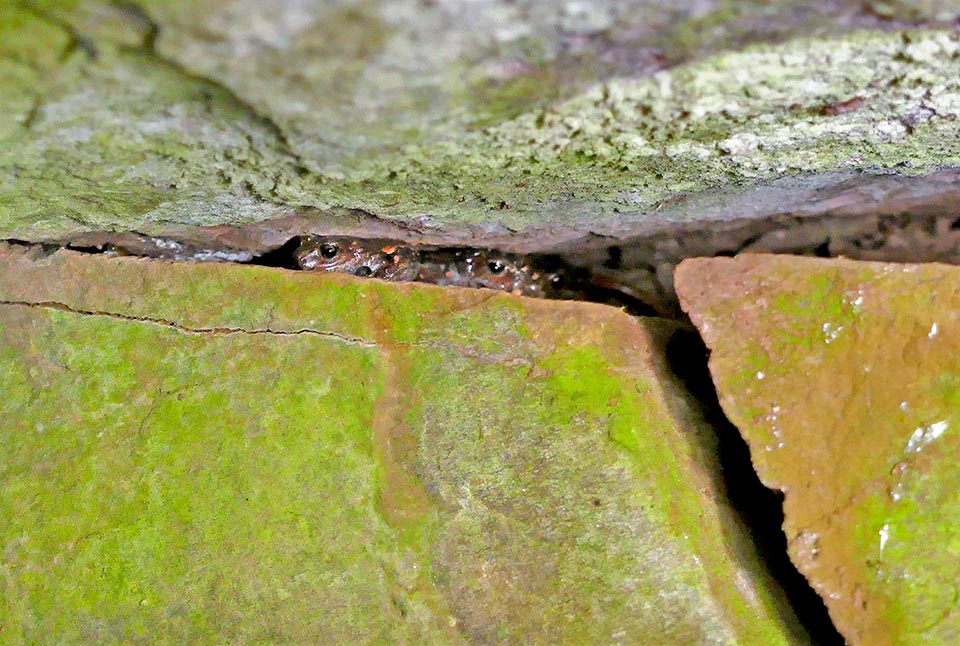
[
  {"x1": 664, "y1": 330, "x2": 845, "y2": 645},
  {"x1": 39, "y1": 210, "x2": 960, "y2": 319}
]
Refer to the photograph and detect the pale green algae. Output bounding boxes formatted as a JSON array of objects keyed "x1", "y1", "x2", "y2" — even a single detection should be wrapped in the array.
[
  {"x1": 849, "y1": 337, "x2": 960, "y2": 643},
  {"x1": 0, "y1": 308, "x2": 419, "y2": 642},
  {"x1": 677, "y1": 254, "x2": 960, "y2": 644},
  {"x1": 0, "y1": 245, "x2": 803, "y2": 642},
  {"x1": 855, "y1": 428, "x2": 960, "y2": 644},
  {"x1": 399, "y1": 335, "x2": 780, "y2": 643},
  {"x1": 2, "y1": 0, "x2": 960, "y2": 237}
]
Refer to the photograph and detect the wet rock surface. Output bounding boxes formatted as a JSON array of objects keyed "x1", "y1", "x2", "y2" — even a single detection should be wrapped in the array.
[
  {"x1": 0, "y1": 243, "x2": 804, "y2": 643},
  {"x1": 676, "y1": 253, "x2": 960, "y2": 644},
  {"x1": 6, "y1": 1, "x2": 960, "y2": 641}
]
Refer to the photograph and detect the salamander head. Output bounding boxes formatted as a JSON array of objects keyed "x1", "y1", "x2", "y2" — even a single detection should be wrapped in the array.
[
  {"x1": 468, "y1": 251, "x2": 569, "y2": 298},
  {"x1": 295, "y1": 236, "x2": 419, "y2": 280}
]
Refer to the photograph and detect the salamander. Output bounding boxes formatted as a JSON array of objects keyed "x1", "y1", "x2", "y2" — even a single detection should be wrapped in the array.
[
  {"x1": 295, "y1": 236, "x2": 420, "y2": 281},
  {"x1": 295, "y1": 236, "x2": 571, "y2": 299}
]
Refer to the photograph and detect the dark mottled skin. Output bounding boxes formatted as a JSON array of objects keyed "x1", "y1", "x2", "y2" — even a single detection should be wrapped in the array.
[
  {"x1": 416, "y1": 248, "x2": 566, "y2": 297},
  {"x1": 295, "y1": 236, "x2": 570, "y2": 298},
  {"x1": 295, "y1": 236, "x2": 420, "y2": 281}
]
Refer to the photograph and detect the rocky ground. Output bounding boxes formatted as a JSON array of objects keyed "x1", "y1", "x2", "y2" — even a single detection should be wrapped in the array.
[{"x1": 5, "y1": 1, "x2": 960, "y2": 643}]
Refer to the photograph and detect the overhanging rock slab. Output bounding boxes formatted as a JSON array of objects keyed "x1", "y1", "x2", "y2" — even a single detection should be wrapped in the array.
[{"x1": 2, "y1": 3, "x2": 960, "y2": 246}]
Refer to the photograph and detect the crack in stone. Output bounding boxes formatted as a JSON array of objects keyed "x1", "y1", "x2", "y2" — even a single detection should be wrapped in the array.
[
  {"x1": 0, "y1": 299, "x2": 377, "y2": 347},
  {"x1": 111, "y1": 0, "x2": 160, "y2": 51},
  {"x1": 15, "y1": 1, "x2": 98, "y2": 133},
  {"x1": 0, "y1": 297, "x2": 540, "y2": 365},
  {"x1": 17, "y1": 0, "x2": 312, "y2": 187},
  {"x1": 20, "y1": 1, "x2": 99, "y2": 63},
  {"x1": 112, "y1": 1, "x2": 313, "y2": 180}
]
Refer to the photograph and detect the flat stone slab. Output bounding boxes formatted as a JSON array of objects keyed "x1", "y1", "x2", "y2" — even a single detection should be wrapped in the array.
[
  {"x1": 0, "y1": 244, "x2": 801, "y2": 643},
  {"x1": 676, "y1": 253, "x2": 960, "y2": 644}
]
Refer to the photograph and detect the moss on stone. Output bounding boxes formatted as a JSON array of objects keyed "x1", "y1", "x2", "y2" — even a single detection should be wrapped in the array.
[
  {"x1": 0, "y1": 245, "x2": 803, "y2": 642},
  {"x1": 0, "y1": 307, "x2": 411, "y2": 642},
  {"x1": 2, "y1": 1, "x2": 960, "y2": 238}
]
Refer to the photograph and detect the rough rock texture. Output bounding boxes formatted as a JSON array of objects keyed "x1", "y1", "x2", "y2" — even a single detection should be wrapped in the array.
[
  {"x1": 2, "y1": 2, "x2": 960, "y2": 245},
  {"x1": 6, "y1": 1, "x2": 960, "y2": 640},
  {"x1": 676, "y1": 253, "x2": 960, "y2": 644},
  {"x1": 0, "y1": 244, "x2": 804, "y2": 643}
]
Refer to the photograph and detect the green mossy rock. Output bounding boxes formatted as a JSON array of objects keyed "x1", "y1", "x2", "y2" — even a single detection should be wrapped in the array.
[
  {"x1": 677, "y1": 253, "x2": 960, "y2": 644},
  {"x1": 2, "y1": 2, "x2": 960, "y2": 239},
  {"x1": 0, "y1": 244, "x2": 802, "y2": 643}
]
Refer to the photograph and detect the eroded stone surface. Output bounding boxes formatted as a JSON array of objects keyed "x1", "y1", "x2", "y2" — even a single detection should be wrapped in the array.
[
  {"x1": 676, "y1": 253, "x2": 960, "y2": 644},
  {"x1": 2, "y1": 2, "x2": 960, "y2": 241},
  {"x1": 0, "y1": 244, "x2": 803, "y2": 643}
]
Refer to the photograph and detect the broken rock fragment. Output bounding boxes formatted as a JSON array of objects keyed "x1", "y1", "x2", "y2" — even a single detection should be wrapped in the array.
[{"x1": 676, "y1": 253, "x2": 960, "y2": 644}]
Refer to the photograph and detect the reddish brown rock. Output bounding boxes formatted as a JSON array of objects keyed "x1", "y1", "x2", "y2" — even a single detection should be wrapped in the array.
[{"x1": 676, "y1": 253, "x2": 960, "y2": 644}]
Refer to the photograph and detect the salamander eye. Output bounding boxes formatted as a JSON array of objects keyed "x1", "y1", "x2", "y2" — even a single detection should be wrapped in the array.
[
  {"x1": 487, "y1": 260, "x2": 506, "y2": 274},
  {"x1": 320, "y1": 243, "x2": 340, "y2": 259},
  {"x1": 549, "y1": 274, "x2": 564, "y2": 289},
  {"x1": 355, "y1": 266, "x2": 373, "y2": 277}
]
